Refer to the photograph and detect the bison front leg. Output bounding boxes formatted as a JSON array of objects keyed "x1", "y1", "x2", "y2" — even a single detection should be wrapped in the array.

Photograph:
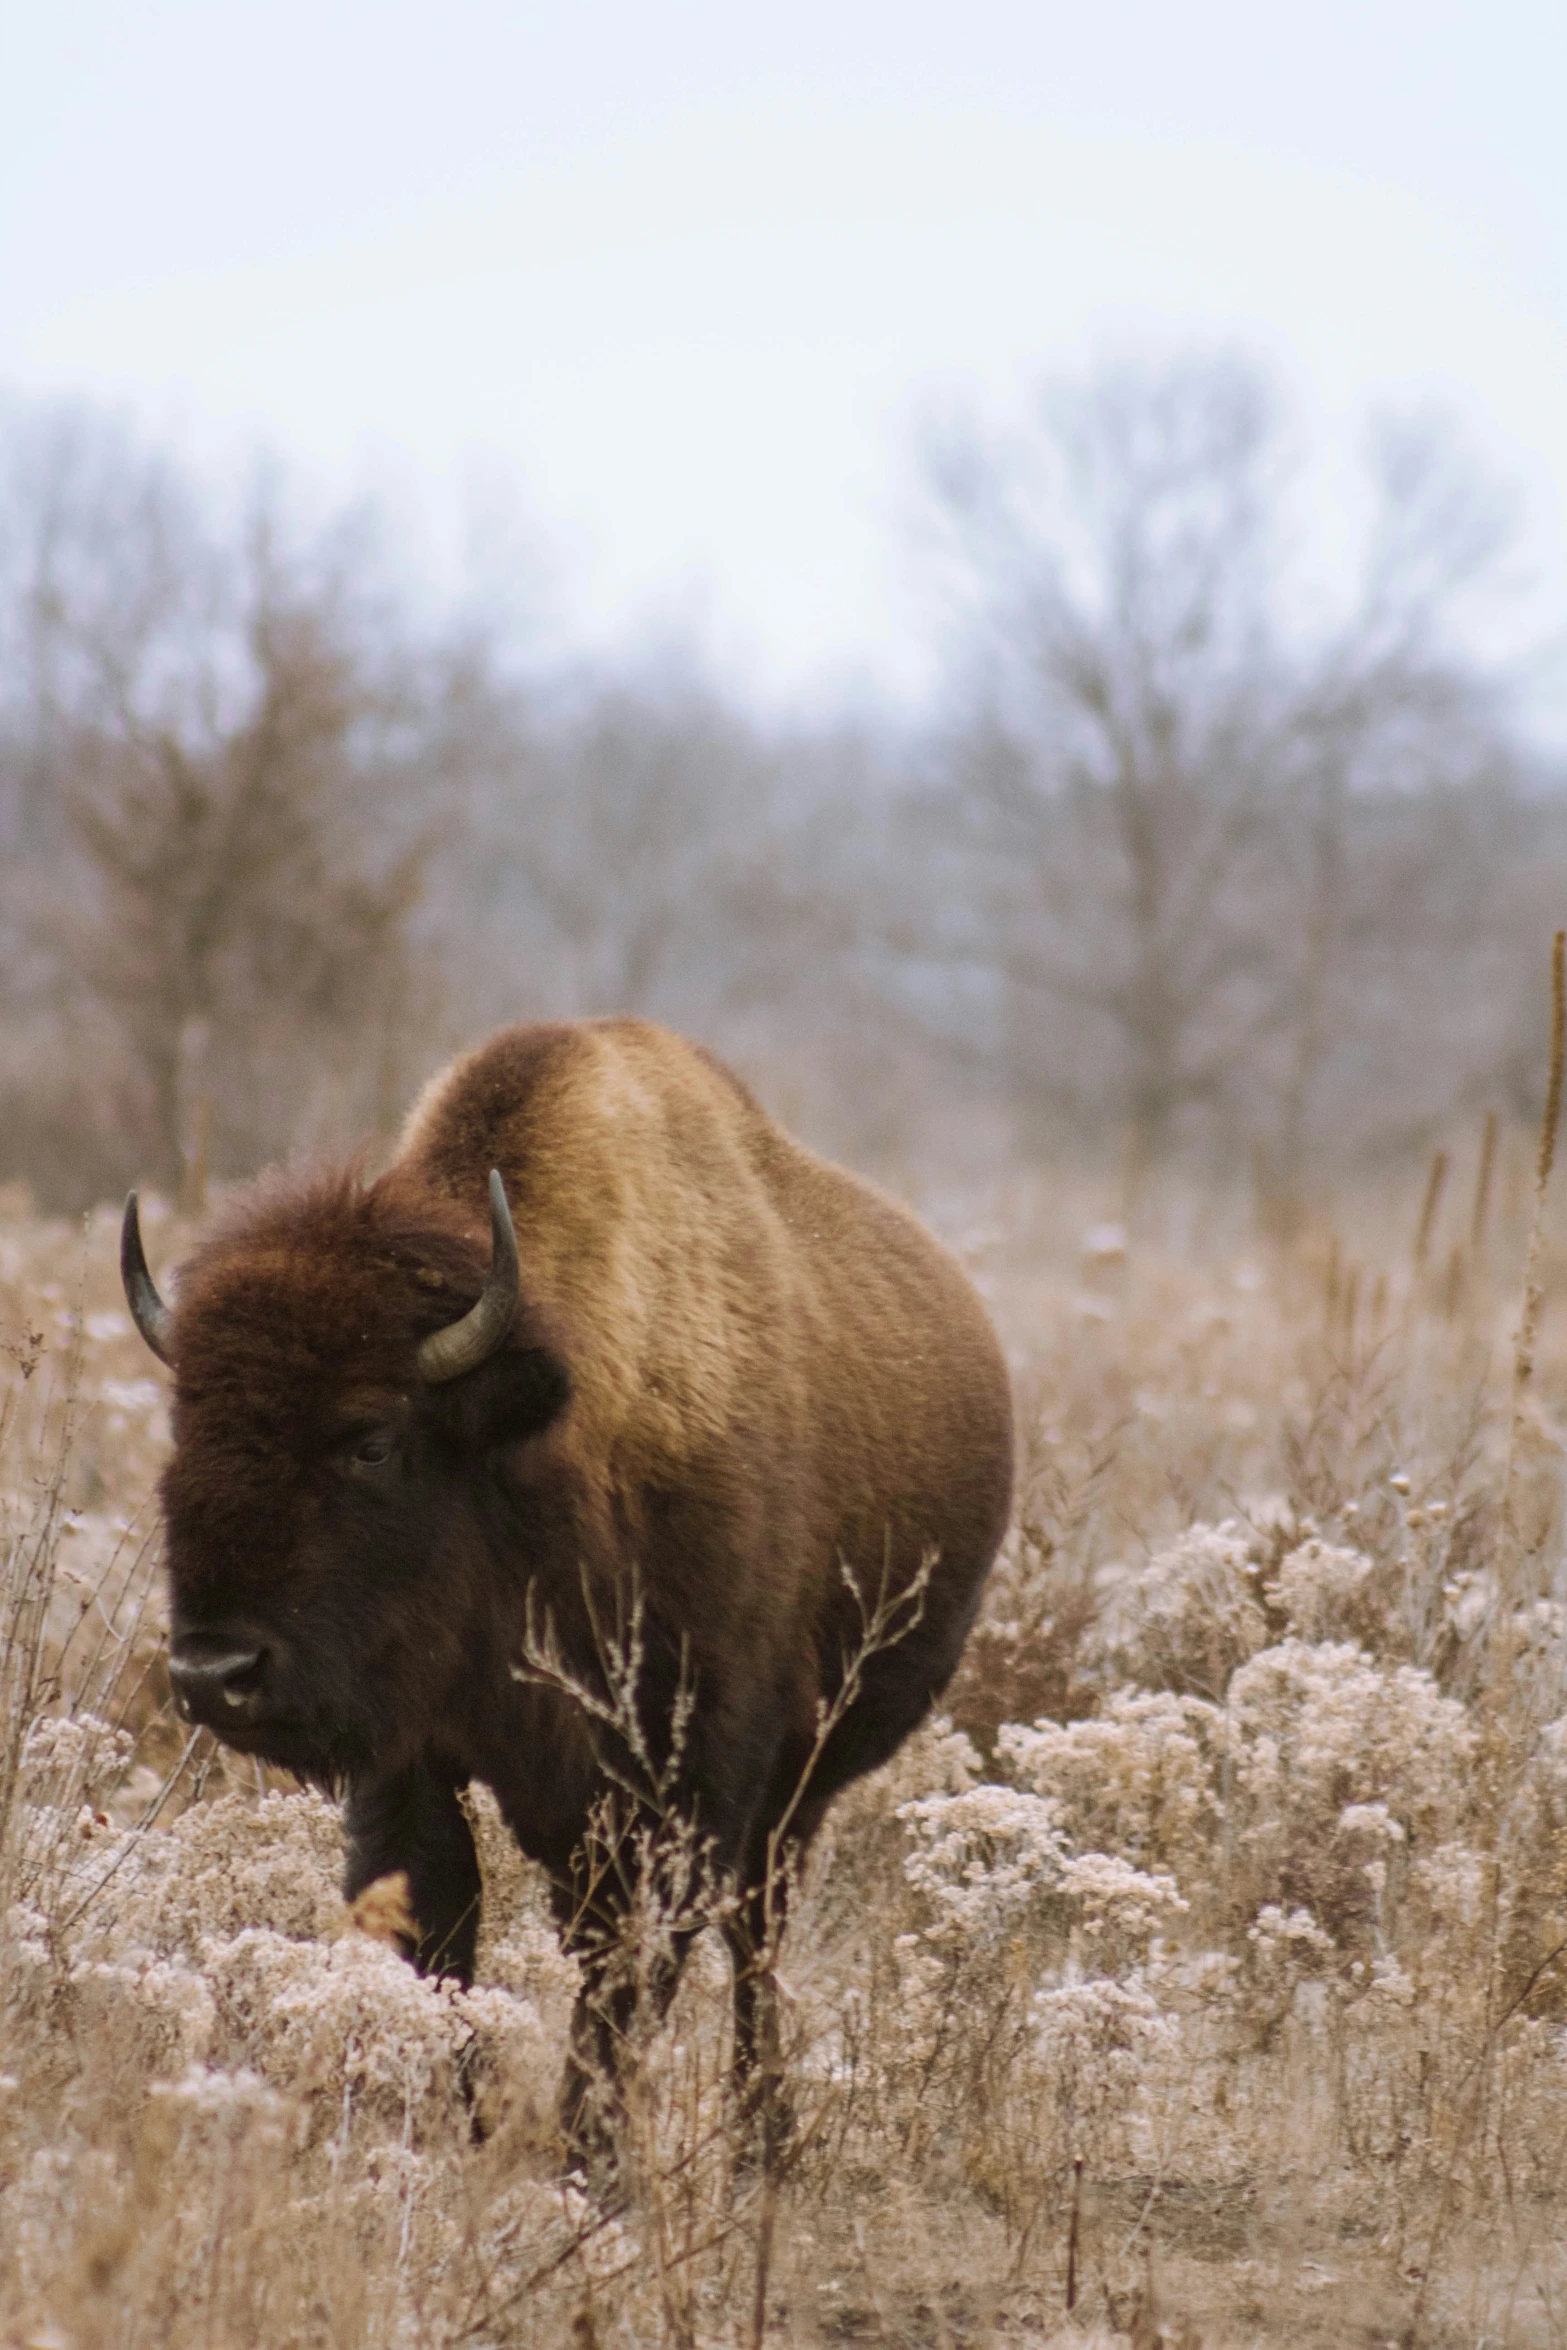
[
  {"x1": 551, "y1": 1883, "x2": 698, "y2": 2181},
  {"x1": 723, "y1": 1875, "x2": 792, "y2": 2174},
  {"x1": 343, "y1": 1755, "x2": 482, "y2": 1986},
  {"x1": 557, "y1": 1956, "x2": 639, "y2": 2177}
]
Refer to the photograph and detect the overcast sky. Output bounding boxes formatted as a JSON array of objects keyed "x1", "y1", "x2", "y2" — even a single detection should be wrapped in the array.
[{"x1": 3, "y1": 0, "x2": 1565, "y2": 708}]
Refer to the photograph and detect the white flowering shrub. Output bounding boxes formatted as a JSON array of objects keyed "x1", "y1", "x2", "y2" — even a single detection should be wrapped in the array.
[
  {"x1": 1093, "y1": 1521, "x2": 1270, "y2": 1695},
  {"x1": 1238, "y1": 1901, "x2": 1339, "y2": 2038},
  {"x1": 64, "y1": 1952, "x2": 218, "y2": 2077},
  {"x1": 200, "y1": 1927, "x2": 552, "y2": 2128},
  {"x1": 1031, "y1": 1975, "x2": 1173, "y2": 2159},
  {"x1": 1056, "y1": 1852, "x2": 1186, "y2": 1971},
  {"x1": 995, "y1": 1636, "x2": 1476, "y2": 1969},
  {"x1": 873, "y1": 1746, "x2": 1192, "y2": 2193},
  {"x1": 149, "y1": 2061, "x2": 292, "y2": 2143},
  {"x1": 18, "y1": 1711, "x2": 134, "y2": 1810},
  {"x1": 88, "y1": 1789, "x2": 348, "y2": 1957},
  {"x1": 1225, "y1": 1637, "x2": 1474, "y2": 1952},
  {"x1": 806, "y1": 1715, "x2": 984, "y2": 1958},
  {"x1": 998, "y1": 1689, "x2": 1224, "y2": 1878},
  {"x1": 898, "y1": 1782, "x2": 1066, "y2": 1951},
  {"x1": 1273, "y1": 1536, "x2": 1378, "y2": 1642}
]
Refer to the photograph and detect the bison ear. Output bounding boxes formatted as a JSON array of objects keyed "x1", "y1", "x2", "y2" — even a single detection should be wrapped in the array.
[{"x1": 436, "y1": 1344, "x2": 570, "y2": 1454}]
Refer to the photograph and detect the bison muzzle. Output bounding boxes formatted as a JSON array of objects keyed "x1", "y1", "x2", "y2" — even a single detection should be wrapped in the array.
[{"x1": 123, "y1": 1019, "x2": 1014, "y2": 2163}]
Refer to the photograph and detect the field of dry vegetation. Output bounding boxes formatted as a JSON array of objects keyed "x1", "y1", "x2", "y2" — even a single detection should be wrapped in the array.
[{"x1": 7, "y1": 1132, "x2": 1567, "y2": 2350}]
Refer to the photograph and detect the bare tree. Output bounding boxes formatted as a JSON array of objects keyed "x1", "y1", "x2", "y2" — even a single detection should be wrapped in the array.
[
  {"x1": 70, "y1": 594, "x2": 430, "y2": 1192},
  {"x1": 1269, "y1": 413, "x2": 1521, "y2": 1180},
  {"x1": 923, "y1": 360, "x2": 1289, "y2": 1171},
  {"x1": 431, "y1": 660, "x2": 785, "y2": 1029},
  {"x1": 523, "y1": 677, "x2": 774, "y2": 1018},
  {"x1": 0, "y1": 411, "x2": 436, "y2": 1201},
  {"x1": 921, "y1": 357, "x2": 1527, "y2": 1183}
]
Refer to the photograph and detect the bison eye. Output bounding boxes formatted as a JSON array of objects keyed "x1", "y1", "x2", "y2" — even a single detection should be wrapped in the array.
[{"x1": 349, "y1": 1429, "x2": 397, "y2": 1470}]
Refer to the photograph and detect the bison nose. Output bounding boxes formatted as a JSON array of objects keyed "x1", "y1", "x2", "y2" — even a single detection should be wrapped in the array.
[{"x1": 169, "y1": 1634, "x2": 270, "y2": 1724}]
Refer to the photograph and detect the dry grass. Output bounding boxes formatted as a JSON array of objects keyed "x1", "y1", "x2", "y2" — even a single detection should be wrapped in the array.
[{"x1": 7, "y1": 1147, "x2": 1567, "y2": 2349}]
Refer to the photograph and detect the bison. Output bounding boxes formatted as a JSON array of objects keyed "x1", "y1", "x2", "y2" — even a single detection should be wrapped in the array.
[{"x1": 121, "y1": 1019, "x2": 1013, "y2": 2158}]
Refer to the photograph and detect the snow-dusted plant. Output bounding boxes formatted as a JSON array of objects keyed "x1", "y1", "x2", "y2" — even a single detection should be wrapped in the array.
[
  {"x1": 1224, "y1": 1638, "x2": 1475, "y2": 1954},
  {"x1": 200, "y1": 1926, "x2": 550, "y2": 2127},
  {"x1": 83, "y1": 1789, "x2": 346, "y2": 1960},
  {"x1": 898, "y1": 1782, "x2": 1066, "y2": 1952},
  {"x1": 1093, "y1": 1522, "x2": 1270, "y2": 1696},
  {"x1": 999, "y1": 1689, "x2": 1224, "y2": 1879},
  {"x1": 65, "y1": 1951, "x2": 217, "y2": 2074},
  {"x1": 1228, "y1": 1638, "x2": 1473, "y2": 1852},
  {"x1": 1057, "y1": 1852, "x2": 1187, "y2": 1972},
  {"x1": 1031, "y1": 1975, "x2": 1173, "y2": 2162},
  {"x1": 19, "y1": 1711, "x2": 134, "y2": 1811},
  {"x1": 1273, "y1": 1539, "x2": 1377, "y2": 1643}
]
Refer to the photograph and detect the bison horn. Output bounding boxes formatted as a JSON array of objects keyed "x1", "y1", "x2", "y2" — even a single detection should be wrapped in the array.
[
  {"x1": 416, "y1": 1170, "x2": 520, "y2": 1384},
  {"x1": 121, "y1": 1192, "x2": 174, "y2": 1366}
]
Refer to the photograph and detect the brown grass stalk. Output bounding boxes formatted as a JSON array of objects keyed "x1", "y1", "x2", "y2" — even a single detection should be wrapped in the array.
[
  {"x1": 1500, "y1": 929, "x2": 1567, "y2": 1601},
  {"x1": 1470, "y1": 1108, "x2": 1498, "y2": 1255},
  {"x1": 1413, "y1": 1148, "x2": 1449, "y2": 1270}
]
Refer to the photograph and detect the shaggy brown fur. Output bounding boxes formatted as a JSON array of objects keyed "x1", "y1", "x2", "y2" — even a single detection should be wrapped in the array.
[{"x1": 150, "y1": 1020, "x2": 1014, "y2": 2158}]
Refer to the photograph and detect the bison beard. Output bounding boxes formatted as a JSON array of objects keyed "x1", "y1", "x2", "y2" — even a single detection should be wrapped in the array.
[{"x1": 124, "y1": 1019, "x2": 1014, "y2": 2168}]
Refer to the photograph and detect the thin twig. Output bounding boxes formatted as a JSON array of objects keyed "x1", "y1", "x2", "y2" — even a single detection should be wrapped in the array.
[{"x1": 1066, "y1": 2154, "x2": 1084, "y2": 2312}]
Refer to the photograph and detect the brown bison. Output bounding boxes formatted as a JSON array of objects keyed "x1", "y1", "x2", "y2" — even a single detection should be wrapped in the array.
[{"x1": 122, "y1": 1019, "x2": 1013, "y2": 2155}]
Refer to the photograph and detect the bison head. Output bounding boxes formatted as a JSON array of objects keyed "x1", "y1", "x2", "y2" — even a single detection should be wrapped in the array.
[{"x1": 123, "y1": 1170, "x2": 570, "y2": 1782}]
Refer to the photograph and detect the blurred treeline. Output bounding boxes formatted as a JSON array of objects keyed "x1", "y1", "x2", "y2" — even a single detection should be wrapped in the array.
[{"x1": 0, "y1": 355, "x2": 1560, "y2": 1215}]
